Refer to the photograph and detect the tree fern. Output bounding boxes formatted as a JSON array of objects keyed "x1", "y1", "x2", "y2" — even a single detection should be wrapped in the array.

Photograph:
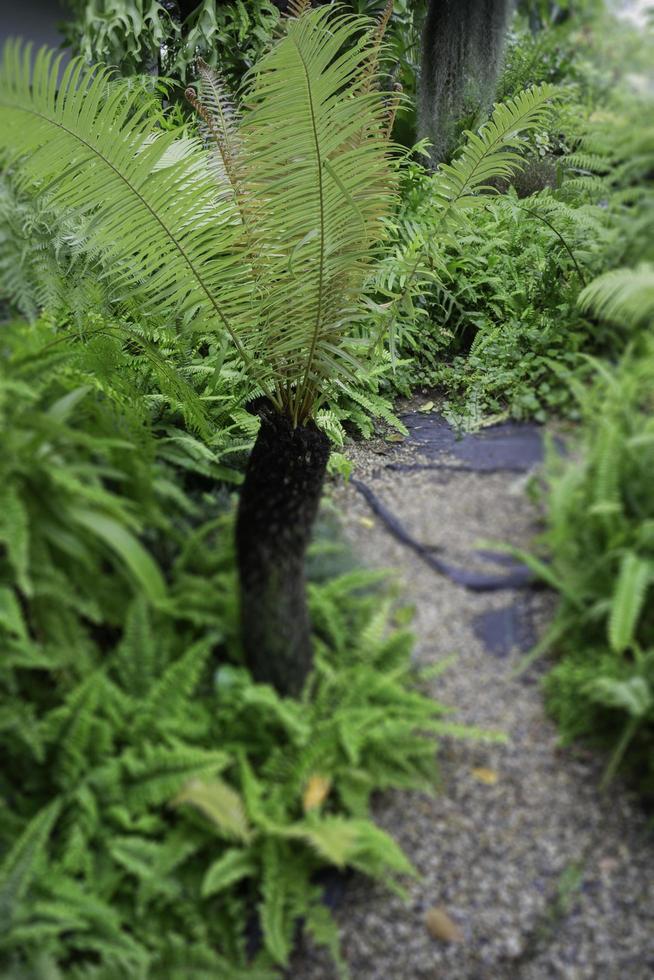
[{"x1": 0, "y1": 7, "x2": 396, "y2": 424}]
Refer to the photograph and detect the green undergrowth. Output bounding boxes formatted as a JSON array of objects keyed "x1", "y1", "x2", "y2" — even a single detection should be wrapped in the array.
[
  {"x1": 0, "y1": 318, "x2": 492, "y2": 978},
  {"x1": 513, "y1": 269, "x2": 654, "y2": 792},
  {"x1": 540, "y1": 341, "x2": 654, "y2": 794},
  {"x1": 373, "y1": 11, "x2": 653, "y2": 426}
]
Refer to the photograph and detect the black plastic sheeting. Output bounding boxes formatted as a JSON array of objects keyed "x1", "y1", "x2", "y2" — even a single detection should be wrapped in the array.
[
  {"x1": 351, "y1": 412, "x2": 549, "y2": 595},
  {"x1": 351, "y1": 478, "x2": 534, "y2": 592},
  {"x1": 471, "y1": 601, "x2": 537, "y2": 658},
  {"x1": 400, "y1": 411, "x2": 547, "y2": 471}
]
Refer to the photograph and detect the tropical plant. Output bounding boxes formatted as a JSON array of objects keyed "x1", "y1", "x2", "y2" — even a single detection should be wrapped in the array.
[
  {"x1": 0, "y1": 314, "x2": 492, "y2": 977},
  {"x1": 0, "y1": 2, "x2": 558, "y2": 694},
  {"x1": 510, "y1": 269, "x2": 654, "y2": 789},
  {"x1": 61, "y1": 0, "x2": 282, "y2": 87},
  {"x1": 0, "y1": 2, "x2": 394, "y2": 693}
]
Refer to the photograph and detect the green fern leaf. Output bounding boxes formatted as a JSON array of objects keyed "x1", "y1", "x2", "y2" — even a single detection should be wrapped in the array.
[
  {"x1": 100, "y1": 744, "x2": 230, "y2": 808},
  {"x1": 0, "y1": 799, "x2": 61, "y2": 930},
  {"x1": 584, "y1": 676, "x2": 652, "y2": 719},
  {"x1": 0, "y1": 485, "x2": 31, "y2": 594},
  {"x1": 202, "y1": 848, "x2": 257, "y2": 897},
  {"x1": 608, "y1": 552, "x2": 651, "y2": 654},
  {"x1": 172, "y1": 777, "x2": 253, "y2": 843},
  {"x1": 433, "y1": 84, "x2": 557, "y2": 224},
  {"x1": 258, "y1": 840, "x2": 293, "y2": 966},
  {"x1": 579, "y1": 264, "x2": 654, "y2": 328},
  {"x1": 141, "y1": 638, "x2": 213, "y2": 723}
]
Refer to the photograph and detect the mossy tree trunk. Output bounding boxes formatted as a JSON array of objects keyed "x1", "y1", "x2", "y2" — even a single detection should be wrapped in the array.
[
  {"x1": 235, "y1": 404, "x2": 330, "y2": 697},
  {"x1": 419, "y1": 0, "x2": 513, "y2": 164}
]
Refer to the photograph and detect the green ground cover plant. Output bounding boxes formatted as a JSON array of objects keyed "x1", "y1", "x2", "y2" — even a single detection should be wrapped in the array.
[
  {"x1": 377, "y1": 8, "x2": 653, "y2": 424},
  {"x1": 1, "y1": 2, "x2": 652, "y2": 975},
  {"x1": 0, "y1": 313, "x2": 491, "y2": 978},
  {"x1": 515, "y1": 268, "x2": 654, "y2": 792}
]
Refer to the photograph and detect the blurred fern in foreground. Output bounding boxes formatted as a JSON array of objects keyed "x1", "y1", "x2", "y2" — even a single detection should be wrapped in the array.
[{"x1": 517, "y1": 269, "x2": 654, "y2": 790}]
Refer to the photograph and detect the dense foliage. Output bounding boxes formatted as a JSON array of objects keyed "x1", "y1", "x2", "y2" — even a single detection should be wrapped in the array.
[
  {"x1": 0, "y1": 314, "x2": 486, "y2": 977},
  {"x1": 61, "y1": 0, "x2": 282, "y2": 86},
  {"x1": 516, "y1": 271, "x2": 654, "y2": 793},
  {"x1": 0, "y1": 1, "x2": 652, "y2": 976},
  {"x1": 379, "y1": 13, "x2": 653, "y2": 423}
]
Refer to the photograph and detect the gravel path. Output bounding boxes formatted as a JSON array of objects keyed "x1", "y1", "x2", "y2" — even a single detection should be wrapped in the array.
[{"x1": 292, "y1": 410, "x2": 654, "y2": 980}]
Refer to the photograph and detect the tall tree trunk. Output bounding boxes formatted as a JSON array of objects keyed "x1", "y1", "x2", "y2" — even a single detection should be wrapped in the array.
[
  {"x1": 418, "y1": 0, "x2": 514, "y2": 165},
  {"x1": 235, "y1": 404, "x2": 330, "y2": 697}
]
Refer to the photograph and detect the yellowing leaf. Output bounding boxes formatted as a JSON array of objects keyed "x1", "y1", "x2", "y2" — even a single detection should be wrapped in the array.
[
  {"x1": 295, "y1": 819, "x2": 358, "y2": 866},
  {"x1": 359, "y1": 517, "x2": 375, "y2": 529},
  {"x1": 171, "y1": 778, "x2": 252, "y2": 843},
  {"x1": 303, "y1": 775, "x2": 331, "y2": 813},
  {"x1": 419, "y1": 400, "x2": 434, "y2": 413},
  {"x1": 471, "y1": 767, "x2": 499, "y2": 785}
]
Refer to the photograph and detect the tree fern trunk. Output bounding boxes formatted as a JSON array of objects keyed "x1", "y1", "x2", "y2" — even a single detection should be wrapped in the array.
[{"x1": 235, "y1": 404, "x2": 330, "y2": 696}]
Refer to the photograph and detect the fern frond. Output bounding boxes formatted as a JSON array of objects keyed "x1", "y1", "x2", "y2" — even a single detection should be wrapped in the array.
[
  {"x1": 172, "y1": 777, "x2": 253, "y2": 843},
  {"x1": 357, "y1": 0, "x2": 395, "y2": 98},
  {"x1": 0, "y1": 799, "x2": 61, "y2": 928},
  {"x1": 578, "y1": 264, "x2": 654, "y2": 328},
  {"x1": 258, "y1": 840, "x2": 294, "y2": 966},
  {"x1": 97, "y1": 744, "x2": 231, "y2": 807},
  {"x1": 1, "y1": 10, "x2": 397, "y2": 422},
  {"x1": 239, "y1": 6, "x2": 397, "y2": 422},
  {"x1": 140, "y1": 638, "x2": 212, "y2": 725},
  {"x1": 202, "y1": 848, "x2": 257, "y2": 898},
  {"x1": 433, "y1": 84, "x2": 557, "y2": 222},
  {"x1": 0, "y1": 41, "x2": 256, "y2": 374},
  {"x1": 287, "y1": 0, "x2": 312, "y2": 19},
  {"x1": 608, "y1": 552, "x2": 652, "y2": 654},
  {"x1": 185, "y1": 59, "x2": 244, "y2": 205}
]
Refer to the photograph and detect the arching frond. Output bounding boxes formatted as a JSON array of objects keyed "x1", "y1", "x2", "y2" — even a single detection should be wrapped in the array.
[
  {"x1": 0, "y1": 6, "x2": 397, "y2": 424},
  {"x1": 238, "y1": 6, "x2": 398, "y2": 422},
  {"x1": 185, "y1": 58, "x2": 244, "y2": 201},
  {"x1": 0, "y1": 42, "x2": 257, "y2": 371},
  {"x1": 578, "y1": 264, "x2": 654, "y2": 328},
  {"x1": 432, "y1": 84, "x2": 557, "y2": 224}
]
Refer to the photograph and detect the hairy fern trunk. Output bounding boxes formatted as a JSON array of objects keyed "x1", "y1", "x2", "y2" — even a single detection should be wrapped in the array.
[
  {"x1": 419, "y1": 0, "x2": 513, "y2": 164},
  {"x1": 235, "y1": 405, "x2": 330, "y2": 696}
]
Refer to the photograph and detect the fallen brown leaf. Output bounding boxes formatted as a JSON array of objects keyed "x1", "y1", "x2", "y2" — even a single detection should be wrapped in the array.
[
  {"x1": 471, "y1": 767, "x2": 499, "y2": 785},
  {"x1": 425, "y1": 906, "x2": 464, "y2": 944}
]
